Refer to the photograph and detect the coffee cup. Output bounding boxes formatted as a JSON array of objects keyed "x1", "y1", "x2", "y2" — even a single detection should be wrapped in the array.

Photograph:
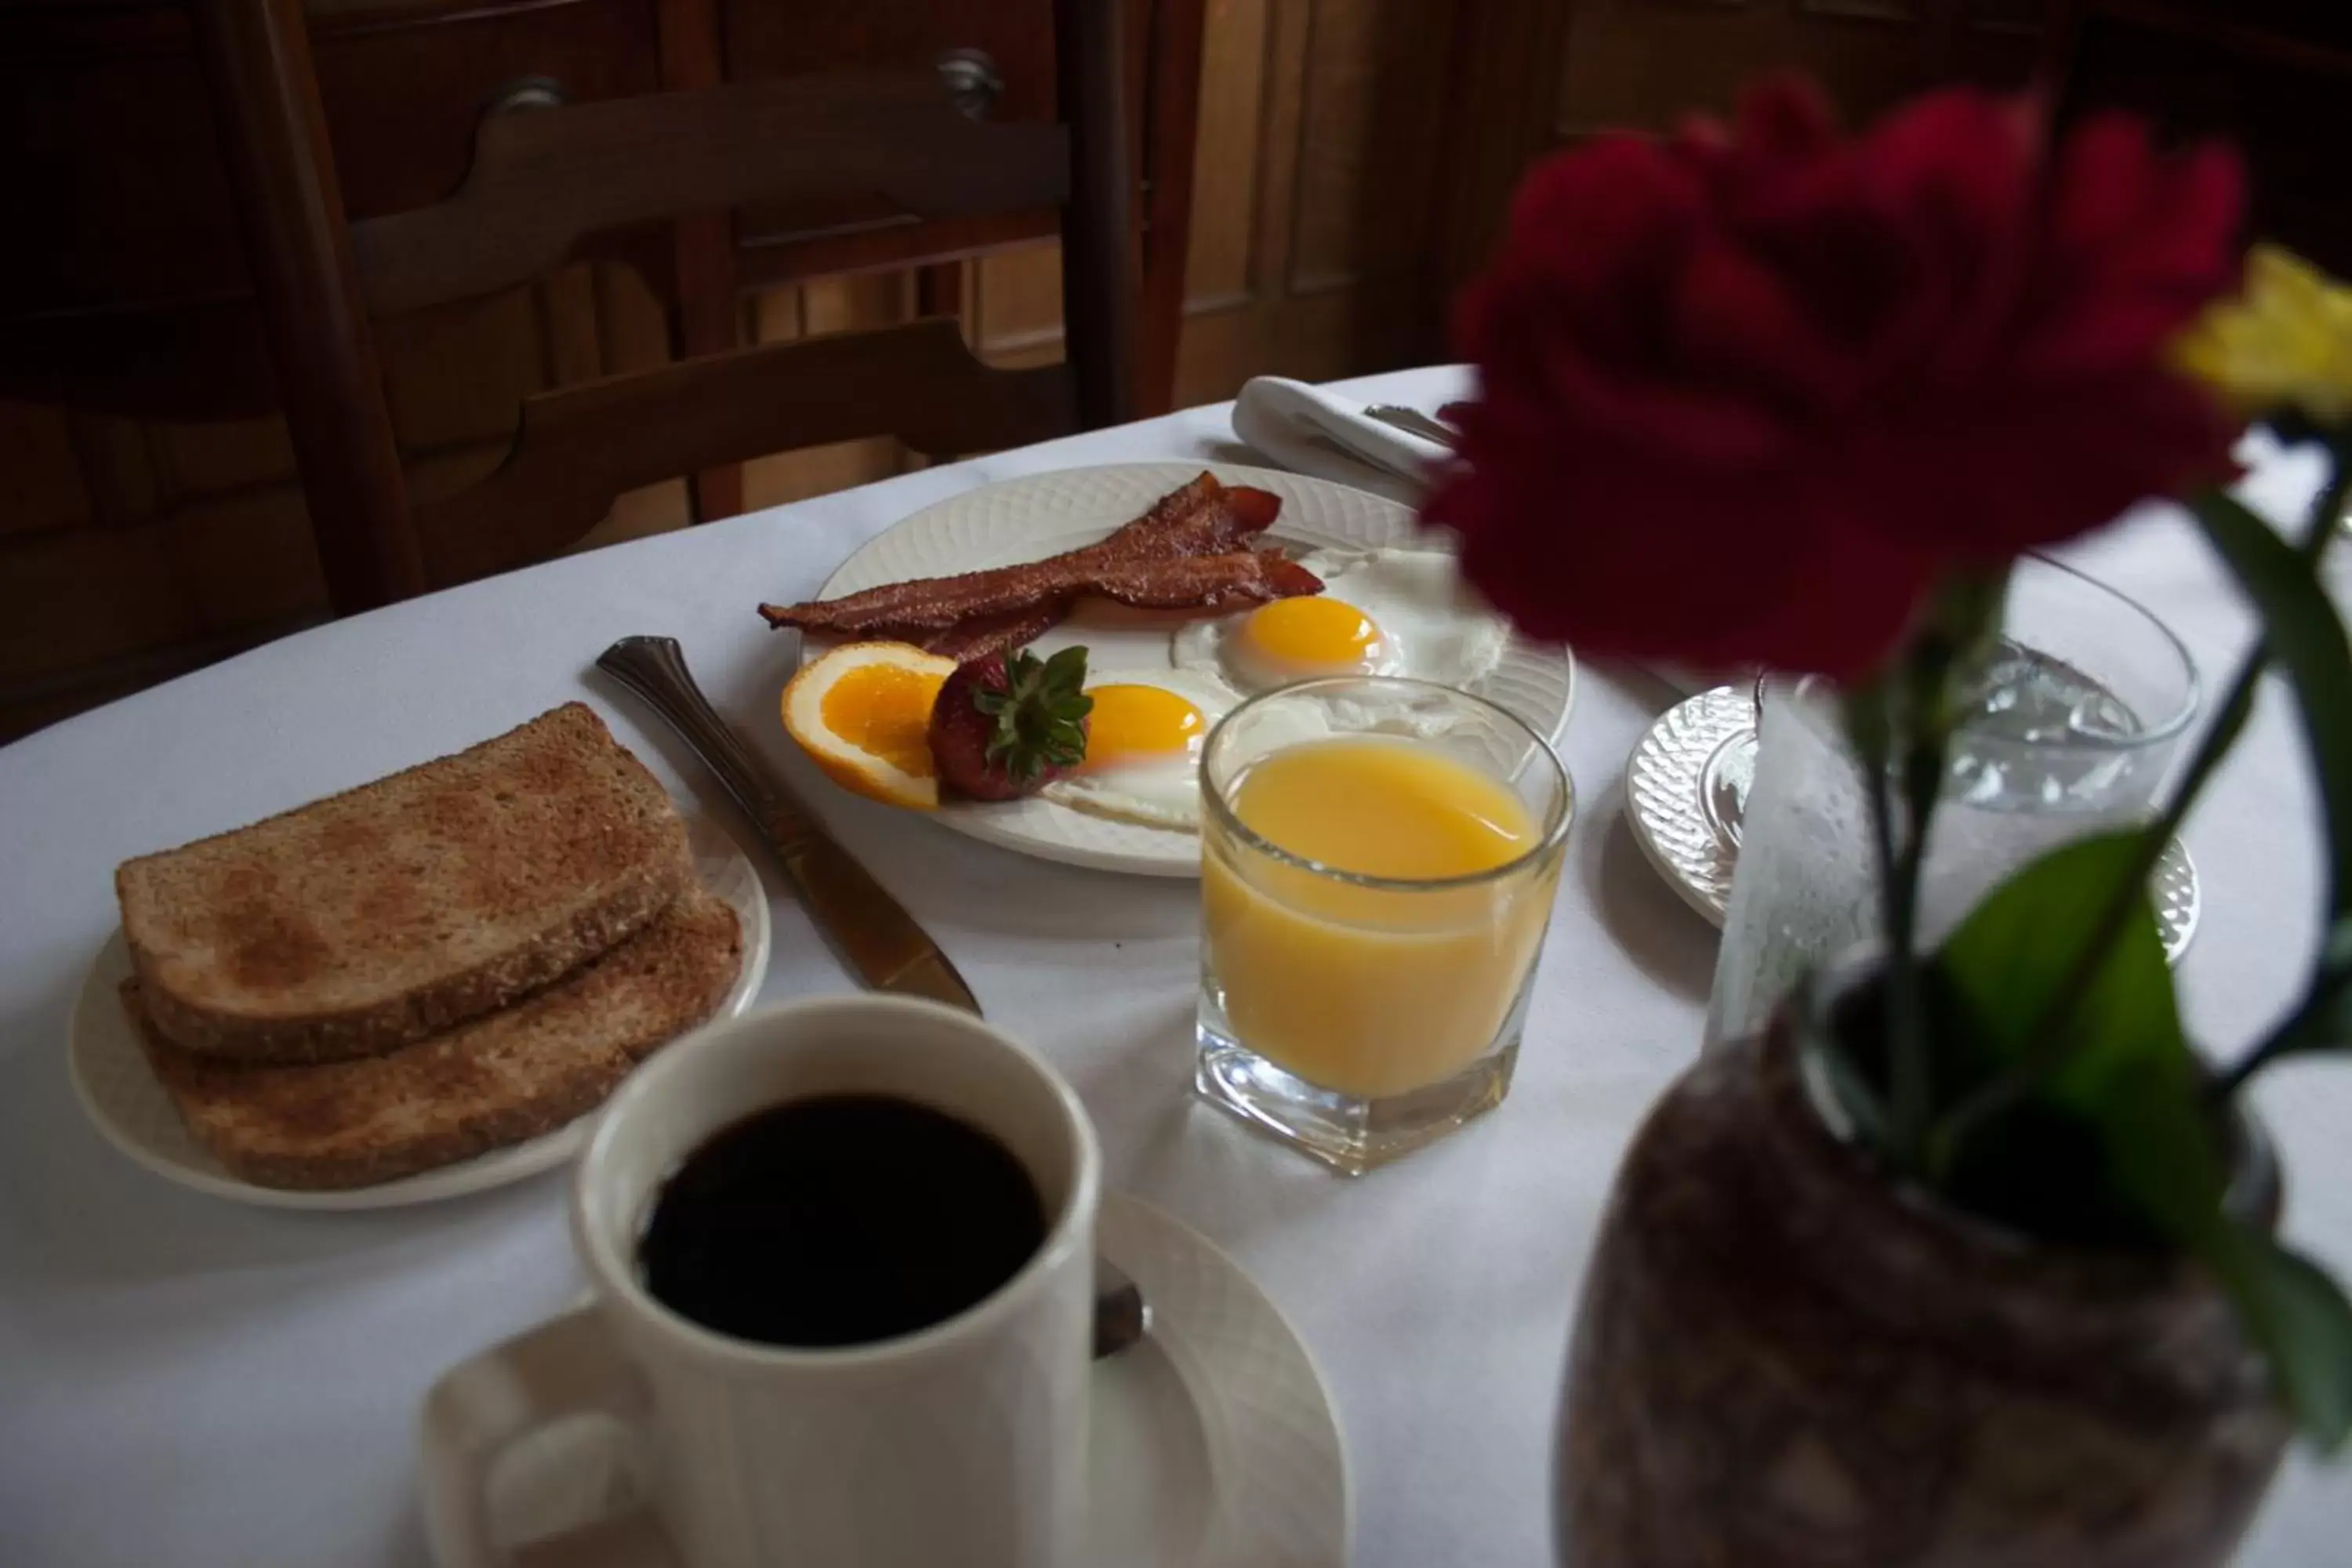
[{"x1": 429, "y1": 995, "x2": 1101, "y2": 1568}]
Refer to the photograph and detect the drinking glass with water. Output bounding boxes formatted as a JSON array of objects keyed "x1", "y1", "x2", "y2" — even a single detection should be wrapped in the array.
[{"x1": 1706, "y1": 555, "x2": 2199, "y2": 1049}]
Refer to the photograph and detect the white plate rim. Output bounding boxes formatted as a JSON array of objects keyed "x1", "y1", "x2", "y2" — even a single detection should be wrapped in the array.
[
  {"x1": 67, "y1": 811, "x2": 772, "y2": 1211},
  {"x1": 1093, "y1": 1191, "x2": 1349, "y2": 1566},
  {"x1": 414, "y1": 1191, "x2": 1349, "y2": 1568},
  {"x1": 804, "y1": 461, "x2": 1577, "y2": 878},
  {"x1": 1625, "y1": 686, "x2": 1751, "y2": 926}
]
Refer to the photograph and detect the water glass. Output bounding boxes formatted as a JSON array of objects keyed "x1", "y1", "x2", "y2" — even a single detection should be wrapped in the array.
[{"x1": 1705, "y1": 554, "x2": 2199, "y2": 1049}]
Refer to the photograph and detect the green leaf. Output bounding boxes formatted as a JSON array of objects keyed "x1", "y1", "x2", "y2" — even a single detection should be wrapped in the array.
[
  {"x1": 2204, "y1": 1224, "x2": 2352, "y2": 1452},
  {"x1": 1929, "y1": 831, "x2": 2208, "y2": 1247},
  {"x1": 1931, "y1": 830, "x2": 2352, "y2": 1447},
  {"x1": 1934, "y1": 832, "x2": 2186, "y2": 1102},
  {"x1": 2183, "y1": 493, "x2": 2352, "y2": 1067}
]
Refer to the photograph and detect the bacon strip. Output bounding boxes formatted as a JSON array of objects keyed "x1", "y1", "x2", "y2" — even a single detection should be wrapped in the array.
[
  {"x1": 762, "y1": 550, "x2": 1322, "y2": 638},
  {"x1": 914, "y1": 609, "x2": 1062, "y2": 662},
  {"x1": 758, "y1": 473, "x2": 1290, "y2": 642}
]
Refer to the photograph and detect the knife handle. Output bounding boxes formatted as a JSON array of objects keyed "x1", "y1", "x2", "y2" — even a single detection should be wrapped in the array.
[
  {"x1": 597, "y1": 637, "x2": 798, "y2": 833},
  {"x1": 595, "y1": 636, "x2": 980, "y2": 1014}
]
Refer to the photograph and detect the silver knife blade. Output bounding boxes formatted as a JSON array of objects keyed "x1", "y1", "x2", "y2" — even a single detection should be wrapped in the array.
[
  {"x1": 1363, "y1": 403, "x2": 1459, "y2": 448},
  {"x1": 596, "y1": 635, "x2": 981, "y2": 1015}
]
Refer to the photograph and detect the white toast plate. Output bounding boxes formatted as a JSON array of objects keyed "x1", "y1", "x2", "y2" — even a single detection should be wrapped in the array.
[
  {"x1": 798, "y1": 462, "x2": 1577, "y2": 877},
  {"x1": 66, "y1": 811, "x2": 771, "y2": 1210}
]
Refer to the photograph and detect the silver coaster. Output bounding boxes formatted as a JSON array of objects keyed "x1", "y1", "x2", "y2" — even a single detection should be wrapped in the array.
[{"x1": 1626, "y1": 686, "x2": 2201, "y2": 964}]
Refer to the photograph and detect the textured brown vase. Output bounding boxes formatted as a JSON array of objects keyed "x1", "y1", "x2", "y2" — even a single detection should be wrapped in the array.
[{"x1": 1555, "y1": 1007, "x2": 2291, "y2": 1567}]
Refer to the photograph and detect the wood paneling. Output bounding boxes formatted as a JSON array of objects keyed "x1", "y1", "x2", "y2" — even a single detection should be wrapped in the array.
[
  {"x1": 1180, "y1": 0, "x2": 1270, "y2": 311},
  {"x1": 1167, "y1": 0, "x2": 1460, "y2": 402},
  {"x1": 70, "y1": 416, "x2": 165, "y2": 527},
  {"x1": 158, "y1": 413, "x2": 297, "y2": 495},
  {"x1": 976, "y1": 244, "x2": 1070, "y2": 362},
  {"x1": 1, "y1": 484, "x2": 319, "y2": 682},
  {"x1": 1285, "y1": 0, "x2": 1451, "y2": 295},
  {"x1": 953, "y1": 0, "x2": 1483, "y2": 408},
  {"x1": 1554, "y1": 0, "x2": 2042, "y2": 142},
  {"x1": 0, "y1": 404, "x2": 88, "y2": 535}
]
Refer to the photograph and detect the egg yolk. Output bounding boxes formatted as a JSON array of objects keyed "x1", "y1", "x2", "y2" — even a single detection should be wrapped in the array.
[
  {"x1": 1080, "y1": 684, "x2": 1207, "y2": 771},
  {"x1": 1239, "y1": 597, "x2": 1385, "y2": 673}
]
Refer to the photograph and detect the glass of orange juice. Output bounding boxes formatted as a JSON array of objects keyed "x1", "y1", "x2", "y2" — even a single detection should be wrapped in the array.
[{"x1": 1195, "y1": 677, "x2": 1574, "y2": 1173}]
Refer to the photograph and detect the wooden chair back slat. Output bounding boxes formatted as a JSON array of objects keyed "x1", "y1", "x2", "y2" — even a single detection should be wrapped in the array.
[
  {"x1": 352, "y1": 73, "x2": 1073, "y2": 316},
  {"x1": 194, "y1": 0, "x2": 424, "y2": 611},
  {"x1": 414, "y1": 318, "x2": 1076, "y2": 586},
  {"x1": 153, "y1": 0, "x2": 1138, "y2": 612}
]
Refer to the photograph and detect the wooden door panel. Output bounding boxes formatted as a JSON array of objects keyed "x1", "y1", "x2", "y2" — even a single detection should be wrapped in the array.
[
  {"x1": 975, "y1": 244, "x2": 1069, "y2": 366},
  {"x1": 1168, "y1": 0, "x2": 1464, "y2": 404},
  {"x1": 1181, "y1": 0, "x2": 1271, "y2": 314},
  {"x1": 1285, "y1": 0, "x2": 1451, "y2": 294},
  {"x1": 938, "y1": 0, "x2": 1472, "y2": 408}
]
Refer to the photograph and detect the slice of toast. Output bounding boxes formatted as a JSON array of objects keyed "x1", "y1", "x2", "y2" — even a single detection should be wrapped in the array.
[
  {"x1": 116, "y1": 702, "x2": 694, "y2": 1065},
  {"x1": 123, "y1": 888, "x2": 742, "y2": 1191}
]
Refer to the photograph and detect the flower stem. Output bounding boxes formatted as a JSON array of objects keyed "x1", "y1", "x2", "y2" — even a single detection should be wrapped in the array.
[
  {"x1": 1854, "y1": 688, "x2": 1927, "y2": 1168},
  {"x1": 1846, "y1": 575, "x2": 2004, "y2": 1174},
  {"x1": 1886, "y1": 702, "x2": 1951, "y2": 1171},
  {"x1": 1932, "y1": 456, "x2": 2352, "y2": 1160}
]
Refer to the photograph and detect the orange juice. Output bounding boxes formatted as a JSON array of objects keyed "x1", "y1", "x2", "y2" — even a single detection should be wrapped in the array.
[{"x1": 1201, "y1": 737, "x2": 1564, "y2": 1099}]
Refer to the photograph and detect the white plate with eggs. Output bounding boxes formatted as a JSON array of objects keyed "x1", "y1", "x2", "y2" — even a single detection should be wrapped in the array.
[{"x1": 803, "y1": 463, "x2": 1578, "y2": 877}]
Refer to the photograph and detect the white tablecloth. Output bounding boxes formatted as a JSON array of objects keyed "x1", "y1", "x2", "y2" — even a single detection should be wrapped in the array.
[{"x1": 4, "y1": 367, "x2": 2349, "y2": 1566}]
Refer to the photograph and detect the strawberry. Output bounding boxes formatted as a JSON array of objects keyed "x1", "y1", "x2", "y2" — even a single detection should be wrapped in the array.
[{"x1": 927, "y1": 646, "x2": 1093, "y2": 800}]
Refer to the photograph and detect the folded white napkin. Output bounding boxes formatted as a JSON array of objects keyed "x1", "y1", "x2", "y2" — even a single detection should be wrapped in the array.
[{"x1": 1230, "y1": 377, "x2": 1453, "y2": 502}]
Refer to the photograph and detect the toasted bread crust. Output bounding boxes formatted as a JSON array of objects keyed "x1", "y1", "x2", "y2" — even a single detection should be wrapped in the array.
[
  {"x1": 117, "y1": 703, "x2": 693, "y2": 1064},
  {"x1": 125, "y1": 890, "x2": 742, "y2": 1189}
]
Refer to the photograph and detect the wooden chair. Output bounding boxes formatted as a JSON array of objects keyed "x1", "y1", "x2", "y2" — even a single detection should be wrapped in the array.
[{"x1": 195, "y1": 0, "x2": 1138, "y2": 615}]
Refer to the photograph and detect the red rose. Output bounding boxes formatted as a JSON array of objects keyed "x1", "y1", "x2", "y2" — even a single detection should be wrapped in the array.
[{"x1": 1424, "y1": 78, "x2": 2244, "y2": 677}]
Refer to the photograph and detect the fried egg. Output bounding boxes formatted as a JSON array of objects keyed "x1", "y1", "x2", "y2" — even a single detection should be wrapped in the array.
[
  {"x1": 1037, "y1": 669, "x2": 1244, "y2": 830},
  {"x1": 1171, "y1": 547, "x2": 1511, "y2": 694}
]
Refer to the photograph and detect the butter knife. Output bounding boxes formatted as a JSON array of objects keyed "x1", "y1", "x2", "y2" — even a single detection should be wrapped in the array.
[
  {"x1": 1363, "y1": 403, "x2": 1459, "y2": 448},
  {"x1": 597, "y1": 635, "x2": 981, "y2": 1015}
]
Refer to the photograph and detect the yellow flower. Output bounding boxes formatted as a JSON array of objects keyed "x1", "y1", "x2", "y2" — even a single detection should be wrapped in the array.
[{"x1": 2172, "y1": 245, "x2": 2352, "y2": 425}]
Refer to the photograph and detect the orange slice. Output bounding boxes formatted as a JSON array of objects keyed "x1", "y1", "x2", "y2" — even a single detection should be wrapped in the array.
[{"x1": 780, "y1": 641, "x2": 958, "y2": 810}]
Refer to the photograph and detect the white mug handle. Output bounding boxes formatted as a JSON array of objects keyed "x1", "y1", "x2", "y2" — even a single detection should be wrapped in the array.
[{"x1": 420, "y1": 1305, "x2": 679, "y2": 1568}]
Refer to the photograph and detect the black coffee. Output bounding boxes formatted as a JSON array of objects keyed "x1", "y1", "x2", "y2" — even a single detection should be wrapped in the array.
[{"x1": 639, "y1": 1094, "x2": 1047, "y2": 1348}]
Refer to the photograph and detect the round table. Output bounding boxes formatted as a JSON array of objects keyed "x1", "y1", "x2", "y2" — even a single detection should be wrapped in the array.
[{"x1": 3, "y1": 368, "x2": 2347, "y2": 1566}]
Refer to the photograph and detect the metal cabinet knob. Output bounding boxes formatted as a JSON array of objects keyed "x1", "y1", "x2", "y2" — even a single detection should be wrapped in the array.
[
  {"x1": 482, "y1": 74, "x2": 569, "y2": 118},
  {"x1": 935, "y1": 48, "x2": 1004, "y2": 119}
]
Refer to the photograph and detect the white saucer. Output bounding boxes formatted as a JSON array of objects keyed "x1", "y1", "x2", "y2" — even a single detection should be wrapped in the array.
[
  {"x1": 417, "y1": 1193, "x2": 1349, "y2": 1567},
  {"x1": 804, "y1": 462, "x2": 1577, "y2": 878},
  {"x1": 66, "y1": 812, "x2": 773, "y2": 1210},
  {"x1": 1627, "y1": 685, "x2": 2201, "y2": 962}
]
